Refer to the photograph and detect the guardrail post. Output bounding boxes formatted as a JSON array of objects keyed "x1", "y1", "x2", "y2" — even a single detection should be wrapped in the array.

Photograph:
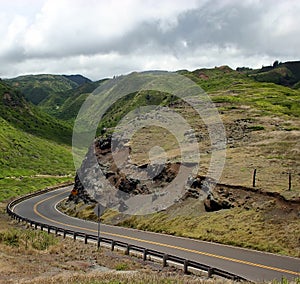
[
  {"x1": 143, "y1": 249, "x2": 148, "y2": 261},
  {"x1": 208, "y1": 267, "x2": 214, "y2": 277},
  {"x1": 84, "y1": 234, "x2": 88, "y2": 244},
  {"x1": 163, "y1": 254, "x2": 168, "y2": 267},
  {"x1": 47, "y1": 227, "x2": 51, "y2": 234},
  {"x1": 125, "y1": 244, "x2": 130, "y2": 255},
  {"x1": 73, "y1": 232, "x2": 77, "y2": 241},
  {"x1": 111, "y1": 240, "x2": 115, "y2": 251},
  {"x1": 34, "y1": 223, "x2": 37, "y2": 229},
  {"x1": 63, "y1": 230, "x2": 66, "y2": 239},
  {"x1": 55, "y1": 227, "x2": 58, "y2": 235},
  {"x1": 41, "y1": 224, "x2": 44, "y2": 231},
  {"x1": 97, "y1": 238, "x2": 101, "y2": 249},
  {"x1": 183, "y1": 259, "x2": 189, "y2": 274}
]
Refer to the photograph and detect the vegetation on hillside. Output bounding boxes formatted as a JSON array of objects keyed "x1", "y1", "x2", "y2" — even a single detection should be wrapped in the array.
[
  {"x1": 238, "y1": 60, "x2": 300, "y2": 88},
  {"x1": 0, "y1": 81, "x2": 73, "y2": 145},
  {"x1": 5, "y1": 74, "x2": 103, "y2": 123},
  {"x1": 180, "y1": 66, "x2": 300, "y2": 117},
  {"x1": 5, "y1": 74, "x2": 79, "y2": 105},
  {"x1": 0, "y1": 80, "x2": 74, "y2": 201},
  {"x1": 46, "y1": 81, "x2": 104, "y2": 121}
]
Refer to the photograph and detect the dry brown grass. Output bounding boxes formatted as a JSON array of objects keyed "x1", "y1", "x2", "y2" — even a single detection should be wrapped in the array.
[
  {"x1": 18, "y1": 271, "x2": 231, "y2": 284},
  {"x1": 127, "y1": 102, "x2": 300, "y2": 194}
]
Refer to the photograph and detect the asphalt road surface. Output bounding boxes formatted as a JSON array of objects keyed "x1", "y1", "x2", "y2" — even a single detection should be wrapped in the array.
[{"x1": 12, "y1": 186, "x2": 300, "y2": 282}]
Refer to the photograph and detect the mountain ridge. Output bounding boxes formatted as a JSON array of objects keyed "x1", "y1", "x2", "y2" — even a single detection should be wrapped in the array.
[{"x1": 5, "y1": 74, "x2": 92, "y2": 106}]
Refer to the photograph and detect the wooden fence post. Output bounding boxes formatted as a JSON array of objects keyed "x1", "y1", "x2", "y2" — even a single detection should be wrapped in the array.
[
  {"x1": 288, "y1": 172, "x2": 292, "y2": 191},
  {"x1": 253, "y1": 169, "x2": 257, "y2": 187}
]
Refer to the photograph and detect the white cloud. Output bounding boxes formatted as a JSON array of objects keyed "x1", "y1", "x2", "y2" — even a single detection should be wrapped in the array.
[
  {"x1": 21, "y1": 0, "x2": 200, "y2": 57},
  {"x1": 0, "y1": 0, "x2": 299, "y2": 80}
]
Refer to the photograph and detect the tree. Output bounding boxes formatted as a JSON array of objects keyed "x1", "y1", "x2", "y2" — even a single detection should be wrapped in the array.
[{"x1": 273, "y1": 60, "x2": 279, "y2": 68}]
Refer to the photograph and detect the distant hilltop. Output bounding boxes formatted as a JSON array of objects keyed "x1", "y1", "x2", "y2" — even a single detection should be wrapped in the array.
[
  {"x1": 62, "y1": 74, "x2": 92, "y2": 85},
  {"x1": 237, "y1": 60, "x2": 300, "y2": 89}
]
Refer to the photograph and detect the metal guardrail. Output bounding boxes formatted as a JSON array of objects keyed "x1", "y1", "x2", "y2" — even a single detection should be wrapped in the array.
[{"x1": 6, "y1": 187, "x2": 248, "y2": 281}]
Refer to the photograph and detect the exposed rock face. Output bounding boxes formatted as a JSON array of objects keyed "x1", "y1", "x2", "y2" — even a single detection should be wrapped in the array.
[
  {"x1": 204, "y1": 191, "x2": 234, "y2": 212},
  {"x1": 70, "y1": 135, "x2": 242, "y2": 213},
  {"x1": 70, "y1": 135, "x2": 189, "y2": 213},
  {"x1": 68, "y1": 174, "x2": 96, "y2": 204}
]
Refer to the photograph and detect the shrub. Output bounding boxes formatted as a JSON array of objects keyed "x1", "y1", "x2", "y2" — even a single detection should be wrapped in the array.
[{"x1": 115, "y1": 263, "x2": 129, "y2": 271}]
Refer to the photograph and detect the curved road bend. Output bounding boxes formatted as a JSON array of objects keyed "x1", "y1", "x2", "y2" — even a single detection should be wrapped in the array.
[{"x1": 12, "y1": 186, "x2": 300, "y2": 282}]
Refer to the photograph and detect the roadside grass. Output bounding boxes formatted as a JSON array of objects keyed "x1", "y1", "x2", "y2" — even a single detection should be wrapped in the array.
[
  {"x1": 0, "y1": 176, "x2": 73, "y2": 202},
  {"x1": 0, "y1": 228, "x2": 57, "y2": 250},
  {"x1": 117, "y1": 206, "x2": 300, "y2": 257},
  {"x1": 58, "y1": 201, "x2": 98, "y2": 222},
  {"x1": 24, "y1": 273, "x2": 226, "y2": 284}
]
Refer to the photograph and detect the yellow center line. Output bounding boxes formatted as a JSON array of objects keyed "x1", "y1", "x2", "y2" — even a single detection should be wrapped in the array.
[{"x1": 31, "y1": 190, "x2": 300, "y2": 277}]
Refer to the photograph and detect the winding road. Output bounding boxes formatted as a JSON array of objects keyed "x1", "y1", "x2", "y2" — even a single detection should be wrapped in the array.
[{"x1": 12, "y1": 186, "x2": 300, "y2": 282}]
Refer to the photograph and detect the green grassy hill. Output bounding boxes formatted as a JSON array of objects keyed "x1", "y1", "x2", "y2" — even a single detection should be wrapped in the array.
[
  {"x1": 41, "y1": 80, "x2": 104, "y2": 121},
  {"x1": 238, "y1": 60, "x2": 300, "y2": 89},
  {"x1": 95, "y1": 66, "x2": 300, "y2": 133},
  {"x1": 0, "y1": 80, "x2": 74, "y2": 201},
  {"x1": 5, "y1": 74, "x2": 80, "y2": 105},
  {"x1": 68, "y1": 67, "x2": 300, "y2": 257},
  {"x1": 180, "y1": 65, "x2": 300, "y2": 117},
  {"x1": 0, "y1": 81, "x2": 73, "y2": 145},
  {"x1": 5, "y1": 74, "x2": 105, "y2": 123}
]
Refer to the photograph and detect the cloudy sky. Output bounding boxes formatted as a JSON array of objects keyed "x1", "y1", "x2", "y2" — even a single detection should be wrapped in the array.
[{"x1": 0, "y1": 0, "x2": 299, "y2": 80}]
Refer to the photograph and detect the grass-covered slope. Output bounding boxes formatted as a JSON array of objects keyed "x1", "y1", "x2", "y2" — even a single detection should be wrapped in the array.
[
  {"x1": 238, "y1": 60, "x2": 300, "y2": 89},
  {"x1": 42, "y1": 80, "x2": 103, "y2": 121},
  {"x1": 0, "y1": 80, "x2": 74, "y2": 201},
  {"x1": 0, "y1": 117, "x2": 74, "y2": 201},
  {"x1": 5, "y1": 74, "x2": 96, "y2": 122},
  {"x1": 5, "y1": 74, "x2": 79, "y2": 105},
  {"x1": 0, "y1": 80, "x2": 72, "y2": 145},
  {"x1": 180, "y1": 65, "x2": 300, "y2": 117},
  {"x1": 0, "y1": 117, "x2": 73, "y2": 177}
]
